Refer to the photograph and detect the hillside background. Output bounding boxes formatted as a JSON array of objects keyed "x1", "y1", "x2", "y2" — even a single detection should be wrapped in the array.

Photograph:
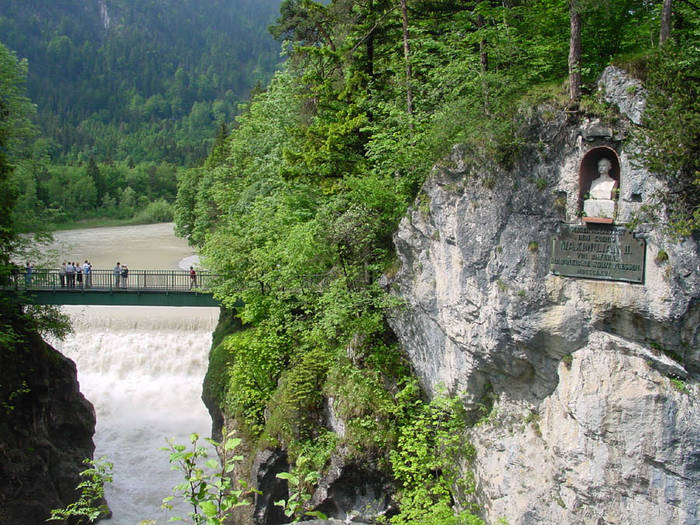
[
  {"x1": 0, "y1": 0, "x2": 282, "y2": 165},
  {"x1": 0, "y1": 0, "x2": 282, "y2": 231}
]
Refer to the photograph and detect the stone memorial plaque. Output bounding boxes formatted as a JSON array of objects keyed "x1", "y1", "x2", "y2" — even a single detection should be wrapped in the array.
[{"x1": 550, "y1": 225, "x2": 645, "y2": 284}]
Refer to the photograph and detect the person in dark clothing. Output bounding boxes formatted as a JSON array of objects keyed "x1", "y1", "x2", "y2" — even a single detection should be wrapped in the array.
[
  {"x1": 189, "y1": 266, "x2": 197, "y2": 289},
  {"x1": 24, "y1": 262, "x2": 32, "y2": 287}
]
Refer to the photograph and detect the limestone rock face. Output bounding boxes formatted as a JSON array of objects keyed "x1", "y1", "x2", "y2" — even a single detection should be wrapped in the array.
[
  {"x1": 0, "y1": 324, "x2": 95, "y2": 524},
  {"x1": 387, "y1": 66, "x2": 699, "y2": 524},
  {"x1": 598, "y1": 66, "x2": 646, "y2": 125}
]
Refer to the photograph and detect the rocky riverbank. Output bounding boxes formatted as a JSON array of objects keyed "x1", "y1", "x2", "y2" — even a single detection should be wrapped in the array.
[{"x1": 0, "y1": 309, "x2": 95, "y2": 524}]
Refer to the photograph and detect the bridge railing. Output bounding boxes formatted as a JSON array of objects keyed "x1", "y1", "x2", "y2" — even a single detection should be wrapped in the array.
[{"x1": 2, "y1": 269, "x2": 219, "y2": 292}]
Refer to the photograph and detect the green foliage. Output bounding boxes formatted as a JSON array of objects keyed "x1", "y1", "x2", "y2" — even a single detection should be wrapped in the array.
[
  {"x1": 133, "y1": 198, "x2": 174, "y2": 224},
  {"x1": 170, "y1": 4, "x2": 697, "y2": 525},
  {"x1": 287, "y1": 430, "x2": 338, "y2": 474},
  {"x1": 265, "y1": 346, "x2": 331, "y2": 444},
  {"x1": 324, "y1": 359, "x2": 406, "y2": 455},
  {"x1": 630, "y1": 13, "x2": 700, "y2": 238},
  {"x1": 0, "y1": 1, "x2": 281, "y2": 166},
  {"x1": 390, "y1": 393, "x2": 482, "y2": 525},
  {"x1": 655, "y1": 249, "x2": 669, "y2": 264},
  {"x1": 0, "y1": 42, "x2": 72, "y2": 349},
  {"x1": 202, "y1": 313, "x2": 243, "y2": 409},
  {"x1": 669, "y1": 377, "x2": 689, "y2": 395},
  {"x1": 11, "y1": 159, "x2": 183, "y2": 231},
  {"x1": 47, "y1": 457, "x2": 113, "y2": 524},
  {"x1": 20, "y1": 304, "x2": 73, "y2": 340},
  {"x1": 274, "y1": 455, "x2": 327, "y2": 522},
  {"x1": 162, "y1": 429, "x2": 252, "y2": 525},
  {"x1": 0, "y1": 379, "x2": 30, "y2": 415},
  {"x1": 222, "y1": 327, "x2": 288, "y2": 437},
  {"x1": 562, "y1": 353, "x2": 574, "y2": 369},
  {"x1": 0, "y1": 42, "x2": 31, "y2": 263},
  {"x1": 523, "y1": 410, "x2": 542, "y2": 437}
]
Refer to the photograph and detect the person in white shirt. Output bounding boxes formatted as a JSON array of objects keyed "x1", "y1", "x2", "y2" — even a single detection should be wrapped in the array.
[
  {"x1": 65, "y1": 262, "x2": 75, "y2": 288},
  {"x1": 59, "y1": 262, "x2": 67, "y2": 288},
  {"x1": 83, "y1": 260, "x2": 91, "y2": 288}
]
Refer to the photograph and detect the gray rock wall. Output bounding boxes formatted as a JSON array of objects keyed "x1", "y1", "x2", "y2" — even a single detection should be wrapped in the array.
[
  {"x1": 387, "y1": 67, "x2": 699, "y2": 524},
  {"x1": 0, "y1": 322, "x2": 96, "y2": 524}
]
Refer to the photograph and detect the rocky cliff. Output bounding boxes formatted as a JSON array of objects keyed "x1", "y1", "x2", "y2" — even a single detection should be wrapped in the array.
[
  {"x1": 0, "y1": 312, "x2": 96, "y2": 524},
  {"x1": 387, "y1": 66, "x2": 699, "y2": 524}
]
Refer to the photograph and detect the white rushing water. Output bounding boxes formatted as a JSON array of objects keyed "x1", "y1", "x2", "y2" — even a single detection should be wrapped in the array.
[
  {"x1": 44, "y1": 223, "x2": 218, "y2": 524},
  {"x1": 56, "y1": 306, "x2": 220, "y2": 524}
]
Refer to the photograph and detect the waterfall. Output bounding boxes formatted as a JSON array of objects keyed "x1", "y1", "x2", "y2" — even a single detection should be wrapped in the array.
[{"x1": 54, "y1": 305, "x2": 219, "y2": 524}]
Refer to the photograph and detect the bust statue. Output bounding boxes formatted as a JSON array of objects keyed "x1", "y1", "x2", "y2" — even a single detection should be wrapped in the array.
[
  {"x1": 584, "y1": 158, "x2": 616, "y2": 219},
  {"x1": 589, "y1": 158, "x2": 616, "y2": 199}
]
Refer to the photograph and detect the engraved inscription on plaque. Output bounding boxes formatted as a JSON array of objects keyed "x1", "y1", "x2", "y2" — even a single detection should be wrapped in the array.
[{"x1": 550, "y1": 225, "x2": 646, "y2": 284}]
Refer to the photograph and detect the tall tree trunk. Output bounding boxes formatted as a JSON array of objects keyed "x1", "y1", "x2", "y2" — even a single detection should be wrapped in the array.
[
  {"x1": 400, "y1": 0, "x2": 414, "y2": 119},
  {"x1": 568, "y1": 0, "x2": 582, "y2": 104},
  {"x1": 476, "y1": 13, "x2": 490, "y2": 114},
  {"x1": 366, "y1": 0, "x2": 375, "y2": 81},
  {"x1": 660, "y1": 0, "x2": 672, "y2": 45}
]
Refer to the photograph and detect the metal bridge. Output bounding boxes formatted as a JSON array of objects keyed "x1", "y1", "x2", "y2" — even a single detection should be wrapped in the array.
[{"x1": 2, "y1": 269, "x2": 220, "y2": 307}]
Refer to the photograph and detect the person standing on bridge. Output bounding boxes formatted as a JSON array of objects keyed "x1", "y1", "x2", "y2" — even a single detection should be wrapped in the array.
[
  {"x1": 66, "y1": 261, "x2": 75, "y2": 288},
  {"x1": 189, "y1": 266, "x2": 197, "y2": 289},
  {"x1": 59, "y1": 262, "x2": 66, "y2": 288},
  {"x1": 121, "y1": 265, "x2": 128, "y2": 288},
  {"x1": 83, "y1": 260, "x2": 91, "y2": 288},
  {"x1": 24, "y1": 262, "x2": 33, "y2": 287},
  {"x1": 114, "y1": 262, "x2": 121, "y2": 288}
]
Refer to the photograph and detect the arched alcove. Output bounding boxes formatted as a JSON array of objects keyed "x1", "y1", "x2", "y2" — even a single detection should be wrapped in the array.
[{"x1": 578, "y1": 146, "x2": 620, "y2": 223}]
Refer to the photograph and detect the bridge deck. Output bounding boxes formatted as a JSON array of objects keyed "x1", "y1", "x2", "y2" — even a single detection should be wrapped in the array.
[{"x1": 2, "y1": 269, "x2": 220, "y2": 307}]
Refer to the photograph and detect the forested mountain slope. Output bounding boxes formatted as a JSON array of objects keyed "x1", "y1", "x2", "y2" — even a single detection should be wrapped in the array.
[{"x1": 0, "y1": 0, "x2": 282, "y2": 165}]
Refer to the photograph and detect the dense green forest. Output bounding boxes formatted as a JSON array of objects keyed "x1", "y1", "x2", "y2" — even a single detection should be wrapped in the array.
[
  {"x1": 1, "y1": 41, "x2": 71, "y2": 354},
  {"x1": 173, "y1": 0, "x2": 698, "y2": 522},
  {"x1": 0, "y1": 0, "x2": 282, "y2": 230},
  {"x1": 0, "y1": 0, "x2": 281, "y2": 165}
]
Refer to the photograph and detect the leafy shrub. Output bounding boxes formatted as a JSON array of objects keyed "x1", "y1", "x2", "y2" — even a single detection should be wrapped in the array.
[
  {"x1": 223, "y1": 327, "x2": 288, "y2": 437},
  {"x1": 48, "y1": 458, "x2": 113, "y2": 524},
  {"x1": 264, "y1": 346, "x2": 331, "y2": 445},
  {"x1": 132, "y1": 198, "x2": 174, "y2": 223},
  {"x1": 162, "y1": 429, "x2": 253, "y2": 524},
  {"x1": 390, "y1": 391, "x2": 483, "y2": 525},
  {"x1": 632, "y1": 40, "x2": 700, "y2": 238}
]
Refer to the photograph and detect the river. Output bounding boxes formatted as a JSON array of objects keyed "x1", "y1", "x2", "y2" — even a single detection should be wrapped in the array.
[{"x1": 47, "y1": 223, "x2": 219, "y2": 524}]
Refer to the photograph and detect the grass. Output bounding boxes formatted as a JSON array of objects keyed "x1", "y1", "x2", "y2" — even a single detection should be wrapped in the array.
[
  {"x1": 654, "y1": 249, "x2": 669, "y2": 264},
  {"x1": 670, "y1": 377, "x2": 688, "y2": 395},
  {"x1": 562, "y1": 353, "x2": 573, "y2": 369}
]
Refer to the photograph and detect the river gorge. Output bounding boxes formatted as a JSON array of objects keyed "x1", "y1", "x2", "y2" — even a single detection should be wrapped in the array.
[{"x1": 47, "y1": 223, "x2": 219, "y2": 524}]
